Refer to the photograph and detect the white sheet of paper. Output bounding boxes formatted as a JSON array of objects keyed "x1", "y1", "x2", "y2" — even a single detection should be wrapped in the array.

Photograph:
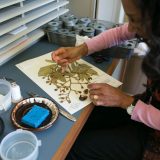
[{"x1": 16, "y1": 52, "x2": 122, "y2": 114}]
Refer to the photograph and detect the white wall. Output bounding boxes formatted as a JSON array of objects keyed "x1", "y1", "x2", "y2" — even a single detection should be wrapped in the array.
[
  {"x1": 96, "y1": 0, "x2": 122, "y2": 23},
  {"x1": 68, "y1": 0, "x2": 124, "y2": 23},
  {"x1": 68, "y1": 0, "x2": 96, "y2": 18}
]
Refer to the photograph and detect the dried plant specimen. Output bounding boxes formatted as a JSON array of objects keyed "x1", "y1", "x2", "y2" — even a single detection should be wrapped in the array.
[{"x1": 38, "y1": 60, "x2": 98, "y2": 104}]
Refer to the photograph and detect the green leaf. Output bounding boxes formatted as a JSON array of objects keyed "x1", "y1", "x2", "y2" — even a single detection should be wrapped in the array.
[
  {"x1": 76, "y1": 64, "x2": 91, "y2": 73},
  {"x1": 45, "y1": 59, "x2": 56, "y2": 63},
  {"x1": 38, "y1": 65, "x2": 53, "y2": 77},
  {"x1": 84, "y1": 74, "x2": 90, "y2": 81},
  {"x1": 51, "y1": 78, "x2": 57, "y2": 85},
  {"x1": 79, "y1": 74, "x2": 84, "y2": 81},
  {"x1": 55, "y1": 72, "x2": 66, "y2": 82},
  {"x1": 79, "y1": 64, "x2": 92, "y2": 69},
  {"x1": 87, "y1": 69, "x2": 98, "y2": 76}
]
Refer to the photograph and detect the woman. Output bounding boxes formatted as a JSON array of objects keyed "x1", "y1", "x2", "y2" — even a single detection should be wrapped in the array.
[{"x1": 52, "y1": 0, "x2": 160, "y2": 159}]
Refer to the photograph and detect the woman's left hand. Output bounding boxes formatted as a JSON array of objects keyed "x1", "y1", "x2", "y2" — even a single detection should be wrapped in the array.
[{"x1": 88, "y1": 83, "x2": 134, "y2": 109}]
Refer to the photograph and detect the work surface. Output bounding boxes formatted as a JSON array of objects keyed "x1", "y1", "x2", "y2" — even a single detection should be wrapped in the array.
[{"x1": 0, "y1": 38, "x2": 113, "y2": 160}]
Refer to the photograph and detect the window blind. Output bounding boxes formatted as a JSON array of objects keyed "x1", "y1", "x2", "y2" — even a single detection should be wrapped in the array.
[{"x1": 0, "y1": 0, "x2": 69, "y2": 65}]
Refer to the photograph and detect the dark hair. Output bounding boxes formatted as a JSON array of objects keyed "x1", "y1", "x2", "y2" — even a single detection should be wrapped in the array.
[
  {"x1": 132, "y1": 0, "x2": 160, "y2": 91},
  {"x1": 142, "y1": 47, "x2": 160, "y2": 80},
  {"x1": 133, "y1": 0, "x2": 160, "y2": 43}
]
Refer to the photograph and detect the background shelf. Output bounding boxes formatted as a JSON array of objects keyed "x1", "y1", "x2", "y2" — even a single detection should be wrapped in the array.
[
  {"x1": 0, "y1": 0, "x2": 69, "y2": 65},
  {"x1": 0, "y1": 0, "x2": 24, "y2": 9}
]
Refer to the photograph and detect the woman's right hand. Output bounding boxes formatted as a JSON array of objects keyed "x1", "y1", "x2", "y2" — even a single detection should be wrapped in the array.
[{"x1": 51, "y1": 43, "x2": 88, "y2": 68}]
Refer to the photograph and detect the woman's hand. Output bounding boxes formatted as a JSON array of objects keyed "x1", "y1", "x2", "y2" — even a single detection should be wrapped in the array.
[
  {"x1": 88, "y1": 83, "x2": 134, "y2": 109},
  {"x1": 51, "y1": 43, "x2": 88, "y2": 70}
]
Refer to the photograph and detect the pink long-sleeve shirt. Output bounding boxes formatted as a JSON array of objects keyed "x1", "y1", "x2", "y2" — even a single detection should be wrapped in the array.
[{"x1": 85, "y1": 23, "x2": 160, "y2": 131}]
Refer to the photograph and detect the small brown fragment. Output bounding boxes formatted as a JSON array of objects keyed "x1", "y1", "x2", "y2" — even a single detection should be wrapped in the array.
[
  {"x1": 84, "y1": 89, "x2": 88, "y2": 94},
  {"x1": 79, "y1": 95, "x2": 88, "y2": 101}
]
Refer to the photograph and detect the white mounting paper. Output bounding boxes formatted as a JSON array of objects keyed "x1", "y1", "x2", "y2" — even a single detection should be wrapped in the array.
[{"x1": 16, "y1": 52, "x2": 122, "y2": 114}]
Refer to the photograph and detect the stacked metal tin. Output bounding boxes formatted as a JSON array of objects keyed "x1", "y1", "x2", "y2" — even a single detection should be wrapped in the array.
[{"x1": 46, "y1": 13, "x2": 115, "y2": 46}]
